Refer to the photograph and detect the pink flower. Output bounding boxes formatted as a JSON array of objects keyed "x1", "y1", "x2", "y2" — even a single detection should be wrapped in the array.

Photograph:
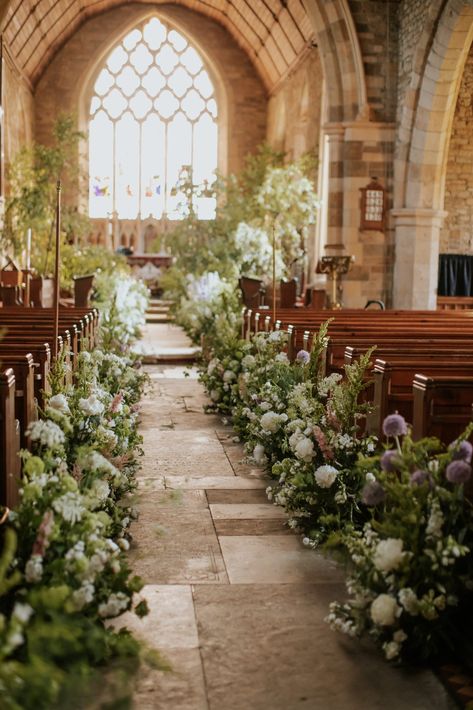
[
  {"x1": 32, "y1": 510, "x2": 55, "y2": 557},
  {"x1": 313, "y1": 426, "x2": 334, "y2": 461},
  {"x1": 110, "y1": 392, "x2": 124, "y2": 413}
]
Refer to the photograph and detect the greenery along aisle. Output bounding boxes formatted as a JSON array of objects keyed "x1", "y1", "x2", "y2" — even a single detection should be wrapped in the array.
[{"x1": 0, "y1": 274, "x2": 155, "y2": 710}]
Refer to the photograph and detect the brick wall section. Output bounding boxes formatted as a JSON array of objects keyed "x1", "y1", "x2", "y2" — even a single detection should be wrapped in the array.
[
  {"x1": 347, "y1": 0, "x2": 399, "y2": 121},
  {"x1": 267, "y1": 48, "x2": 322, "y2": 161},
  {"x1": 441, "y1": 44, "x2": 473, "y2": 253},
  {"x1": 34, "y1": 3, "x2": 267, "y2": 178}
]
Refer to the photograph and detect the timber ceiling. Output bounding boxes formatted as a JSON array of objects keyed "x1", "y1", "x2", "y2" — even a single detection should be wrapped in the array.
[{"x1": 2, "y1": 0, "x2": 314, "y2": 88}]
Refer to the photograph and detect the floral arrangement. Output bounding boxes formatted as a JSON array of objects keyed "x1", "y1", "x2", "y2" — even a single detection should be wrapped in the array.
[
  {"x1": 327, "y1": 415, "x2": 473, "y2": 663},
  {"x1": 0, "y1": 279, "x2": 152, "y2": 708},
  {"x1": 94, "y1": 272, "x2": 149, "y2": 350}
]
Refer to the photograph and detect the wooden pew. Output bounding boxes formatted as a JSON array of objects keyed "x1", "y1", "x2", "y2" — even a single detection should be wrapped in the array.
[
  {"x1": 0, "y1": 368, "x2": 20, "y2": 508},
  {"x1": 413, "y1": 374, "x2": 473, "y2": 441}
]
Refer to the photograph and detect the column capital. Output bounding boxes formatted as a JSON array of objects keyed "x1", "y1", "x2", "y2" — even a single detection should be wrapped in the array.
[
  {"x1": 322, "y1": 122, "x2": 345, "y2": 138},
  {"x1": 390, "y1": 207, "x2": 448, "y2": 227}
]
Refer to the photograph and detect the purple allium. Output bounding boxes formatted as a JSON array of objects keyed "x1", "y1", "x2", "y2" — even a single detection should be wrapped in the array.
[
  {"x1": 446, "y1": 460, "x2": 472, "y2": 484},
  {"x1": 382, "y1": 413, "x2": 408, "y2": 438},
  {"x1": 296, "y1": 349, "x2": 310, "y2": 365},
  {"x1": 410, "y1": 469, "x2": 429, "y2": 486},
  {"x1": 380, "y1": 449, "x2": 401, "y2": 472},
  {"x1": 361, "y1": 481, "x2": 386, "y2": 506},
  {"x1": 449, "y1": 440, "x2": 473, "y2": 463}
]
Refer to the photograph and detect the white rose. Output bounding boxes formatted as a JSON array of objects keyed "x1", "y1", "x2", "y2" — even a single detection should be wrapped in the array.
[
  {"x1": 210, "y1": 390, "x2": 221, "y2": 402},
  {"x1": 242, "y1": 355, "x2": 256, "y2": 369},
  {"x1": 370, "y1": 594, "x2": 400, "y2": 626},
  {"x1": 12, "y1": 603, "x2": 34, "y2": 624},
  {"x1": 295, "y1": 437, "x2": 314, "y2": 462},
  {"x1": 373, "y1": 538, "x2": 405, "y2": 573},
  {"x1": 79, "y1": 394, "x2": 105, "y2": 416},
  {"x1": 223, "y1": 370, "x2": 236, "y2": 382},
  {"x1": 383, "y1": 641, "x2": 400, "y2": 660},
  {"x1": 48, "y1": 393, "x2": 70, "y2": 414},
  {"x1": 260, "y1": 411, "x2": 283, "y2": 433},
  {"x1": 314, "y1": 465, "x2": 338, "y2": 488},
  {"x1": 398, "y1": 588, "x2": 419, "y2": 616}
]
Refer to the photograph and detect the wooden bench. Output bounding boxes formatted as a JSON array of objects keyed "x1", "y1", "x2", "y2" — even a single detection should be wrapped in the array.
[{"x1": 413, "y1": 374, "x2": 473, "y2": 441}]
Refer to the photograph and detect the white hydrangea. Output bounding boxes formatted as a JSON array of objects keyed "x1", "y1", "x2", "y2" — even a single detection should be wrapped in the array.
[
  {"x1": 98, "y1": 592, "x2": 129, "y2": 619},
  {"x1": 12, "y1": 603, "x2": 34, "y2": 624},
  {"x1": 294, "y1": 436, "x2": 315, "y2": 462},
  {"x1": 317, "y1": 373, "x2": 343, "y2": 397},
  {"x1": 314, "y1": 465, "x2": 338, "y2": 488},
  {"x1": 210, "y1": 389, "x2": 221, "y2": 402},
  {"x1": 275, "y1": 352, "x2": 289, "y2": 364},
  {"x1": 48, "y1": 393, "x2": 70, "y2": 414},
  {"x1": 223, "y1": 370, "x2": 236, "y2": 382},
  {"x1": 79, "y1": 394, "x2": 105, "y2": 416},
  {"x1": 260, "y1": 411, "x2": 285, "y2": 433},
  {"x1": 242, "y1": 354, "x2": 256, "y2": 369},
  {"x1": 72, "y1": 583, "x2": 95, "y2": 611},
  {"x1": 426, "y1": 500, "x2": 444, "y2": 538},
  {"x1": 27, "y1": 420, "x2": 65, "y2": 450},
  {"x1": 52, "y1": 492, "x2": 85, "y2": 524},
  {"x1": 373, "y1": 538, "x2": 405, "y2": 573},
  {"x1": 90, "y1": 479, "x2": 111, "y2": 502},
  {"x1": 370, "y1": 594, "x2": 400, "y2": 626}
]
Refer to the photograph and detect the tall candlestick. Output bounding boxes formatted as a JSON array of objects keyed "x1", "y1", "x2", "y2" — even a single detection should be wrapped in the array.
[
  {"x1": 53, "y1": 182, "x2": 61, "y2": 358},
  {"x1": 26, "y1": 228, "x2": 31, "y2": 270}
]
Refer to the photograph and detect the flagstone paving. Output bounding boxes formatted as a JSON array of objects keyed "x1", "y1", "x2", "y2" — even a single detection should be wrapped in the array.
[{"x1": 117, "y1": 323, "x2": 456, "y2": 709}]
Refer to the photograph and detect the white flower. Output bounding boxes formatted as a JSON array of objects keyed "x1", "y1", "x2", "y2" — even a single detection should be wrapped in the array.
[
  {"x1": 118, "y1": 538, "x2": 130, "y2": 551},
  {"x1": 242, "y1": 355, "x2": 256, "y2": 369},
  {"x1": 48, "y1": 393, "x2": 70, "y2": 414},
  {"x1": 72, "y1": 583, "x2": 95, "y2": 610},
  {"x1": 370, "y1": 594, "x2": 400, "y2": 626},
  {"x1": 79, "y1": 394, "x2": 105, "y2": 416},
  {"x1": 207, "y1": 359, "x2": 218, "y2": 375},
  {"x1": 260, "y1": 411, "x2": 284, "y2": 433},
  {"x1": 398, "y1": 588, "x2": 419, "y2": 616},
  {"x1": 373, "y1": 538, "x2": 405, "y2": 573},
  {"x1": 393, "y1": 629, "x2": 408, "y2": 643},
  {"x1": 98, "y1": 592, "x2": 129, "y2": 619},
  {"x1": 27, "y1": 420, "x2": 65, "y2": 450},
  {"x1": 426, "y1": 501, "x2": 444, "y2": 538},
  {"x1": 294, "y1": 436, "x2": 314, "y2": 462},
  {"x1": 53, "y1": 492, "x2": 85, "y2": 524},
  {"x1": 210, "y1": 389, "x2": 221, "y2": 402},
  {"x1": 223, "y1": 370, "x2": 236, "y2": 383},
  {"x1": 314, "y1": 465, "x2": 338, "y2": 488},
  {"x1": 383, "y1": 641, "x2": 400, "y2": 660},
  {"x1": 365, "y1": 472, "x2": 376, "y2": 483},
  {"x1": 12, "y1": 603, "x2": 34, "y2": 624},
  {"x1": 90, "y1": 479, "x2": 110, "y2": 502},
  {"x1": 25, "y1": 555, "x2": 43, "y2": 583},
  {"x1": 275, "y1": 352, "x2": 289, "y2": 364},
  {"x1": 253, "y1": 444, "x2": 267, "y2": 465},
  {"x1": 268, "y1": 331, "x2": 285, "y2": 343},
  {"x1": 318, "y1": 373, "x2": 342, "y2": 397}
]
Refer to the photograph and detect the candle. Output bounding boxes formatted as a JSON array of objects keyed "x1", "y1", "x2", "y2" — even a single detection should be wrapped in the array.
[{"x1": 26, "y1": 228, "x2": 31, "y2": 270}]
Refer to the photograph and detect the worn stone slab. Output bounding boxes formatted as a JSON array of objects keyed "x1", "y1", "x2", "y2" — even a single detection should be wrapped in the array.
[
  {"x1": 210, "y1": 504, "x2": 286, "y2": 520},
  {"x1": 214, "y1": 519, "x2": 291, "y2": 536},
  {"x1": 219, "y1": 535, "x2": 344, "y2": 584},
  {"x1": 109, "y1": 585, "x2": 199, "y2": 650},
  {"x1": 143, "y1": 476, "x2": 269, "y2": 490},
  {"x1": 193, "y1": 584, "x2": 453, "y2": 710},
  {"x1": 130, "y1": 510, "x2": 228, "y2": 584},
  {"x1": 206, "y1": 490, "x2": 269, "y2": 504},
  {"x1": 133, "y1": 648, "x2": 209, "y2": 710}
]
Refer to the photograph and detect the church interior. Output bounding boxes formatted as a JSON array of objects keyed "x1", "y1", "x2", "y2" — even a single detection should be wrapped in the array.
[{"x1": 1, "y1": 1, "x2": 473, "y2": 708}]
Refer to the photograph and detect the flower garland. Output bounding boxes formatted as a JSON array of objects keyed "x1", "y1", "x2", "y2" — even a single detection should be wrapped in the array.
[{"x1": 0, "y1": 275, "x2": 152, "y2": 709}]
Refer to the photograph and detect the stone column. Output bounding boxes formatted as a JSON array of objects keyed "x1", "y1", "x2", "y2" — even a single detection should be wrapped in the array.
[
  {"x1": 324, "y1": 124, "x2": 345, "y2": 248},
  {"x1": 391, "y1": 208, "x2": 448, "y2": 310}
]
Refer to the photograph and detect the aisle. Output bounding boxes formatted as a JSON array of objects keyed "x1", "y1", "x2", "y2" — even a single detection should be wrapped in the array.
[{"x1": 120, "y1": 324, "x2": 455, "y2": 710}]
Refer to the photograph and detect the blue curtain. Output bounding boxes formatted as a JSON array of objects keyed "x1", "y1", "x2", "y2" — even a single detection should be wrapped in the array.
[{"x1": 438, "y1": 254, "x2": 473, "y2": 296}]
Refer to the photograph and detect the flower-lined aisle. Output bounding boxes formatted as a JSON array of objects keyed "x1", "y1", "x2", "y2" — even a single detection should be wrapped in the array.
[
  {"x1": 0, "y1": 275, "x2": 155, "y2": 709},
  {"x1": 174, "y1": 295, "x2": 473, "y2": 669}
]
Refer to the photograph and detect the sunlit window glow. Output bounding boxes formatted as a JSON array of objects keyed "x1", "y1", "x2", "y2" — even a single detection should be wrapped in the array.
[{"x1": 89, "y1": 16, "x2": 218, "y2": 220}]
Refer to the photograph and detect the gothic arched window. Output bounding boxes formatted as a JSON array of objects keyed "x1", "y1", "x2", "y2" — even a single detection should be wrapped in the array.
[{"x1": 89, "y1": 17, "x2": 218, "y2": 220}]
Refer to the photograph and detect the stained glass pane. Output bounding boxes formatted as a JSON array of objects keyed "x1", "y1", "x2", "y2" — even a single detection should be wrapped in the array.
[
  {"x1": 143, "y1": 17, "x2": 166, "y2": 50},
  {"x1": 94, "y1": 68, "x2": 114, "y2": 96},
  {"x1": 168, "y1": 30, "x2": 187, "y2": 51},
  {"x1": 142, "y1": 67, "x2": 166, "y2": 96},
  {"x1": 181, "y1": 47, "x2": 202, "y2": 75},
  {"x1": 89, "y1": 110, "x2": 113, "y2": 218},
  {"x1": 194, "y1": 70, "x2": 213, "y2": 99},
  {"x1": 167, "y1": 112, "x2": 192, "y2": 218},
  {"x1": 168, "y1": 67, "x2": 192, "y2": 98},
  {"x1": 116, "y1": 66, "x2": 140, "y2": 97},
  {"x1": 107, "y1": 45, "x2": 127, "y2": 74},
  {"x1": 115, "y1": 112, "x2": 140, "y2": 219},
  {"x1": 141, "y1": 115, "x2": 165, "y2": 218},
  {"x1": 181, "y1": 89, "x2": 205, "y2": 120},
  {"x1": 130, "y1": 44, "x2": 153, "y2": 74},
  {"x1": 157, "y1": 45, "x2": 178, "y2": 75},
  {"x1": 123, "y1": 29, "x2": 141, "y2": 51}
]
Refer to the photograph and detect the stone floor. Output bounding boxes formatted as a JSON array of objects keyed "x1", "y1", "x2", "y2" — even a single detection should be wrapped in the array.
[{"x1": 117, "y1": 323, "x2": 456, "y2": 710}]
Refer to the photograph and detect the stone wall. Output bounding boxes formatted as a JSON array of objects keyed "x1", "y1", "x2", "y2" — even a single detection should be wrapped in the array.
[
  {"x1": 396, "y1": 0, "x2": 431, "y2": 113},
  {"x1": 34, "y1": 3, "x2": 267, "y2": 178},
  {"x1": 441, "y1": 43, "x2": 473, "y2": 253},
  {"x1": 267, "y1": 48, "x2": 322, "y2": 161}
]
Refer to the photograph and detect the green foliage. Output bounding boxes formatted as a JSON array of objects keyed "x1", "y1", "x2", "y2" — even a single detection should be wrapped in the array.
[{"x1": 2, "y1": 114, "x2": 90, "y2": 276}]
